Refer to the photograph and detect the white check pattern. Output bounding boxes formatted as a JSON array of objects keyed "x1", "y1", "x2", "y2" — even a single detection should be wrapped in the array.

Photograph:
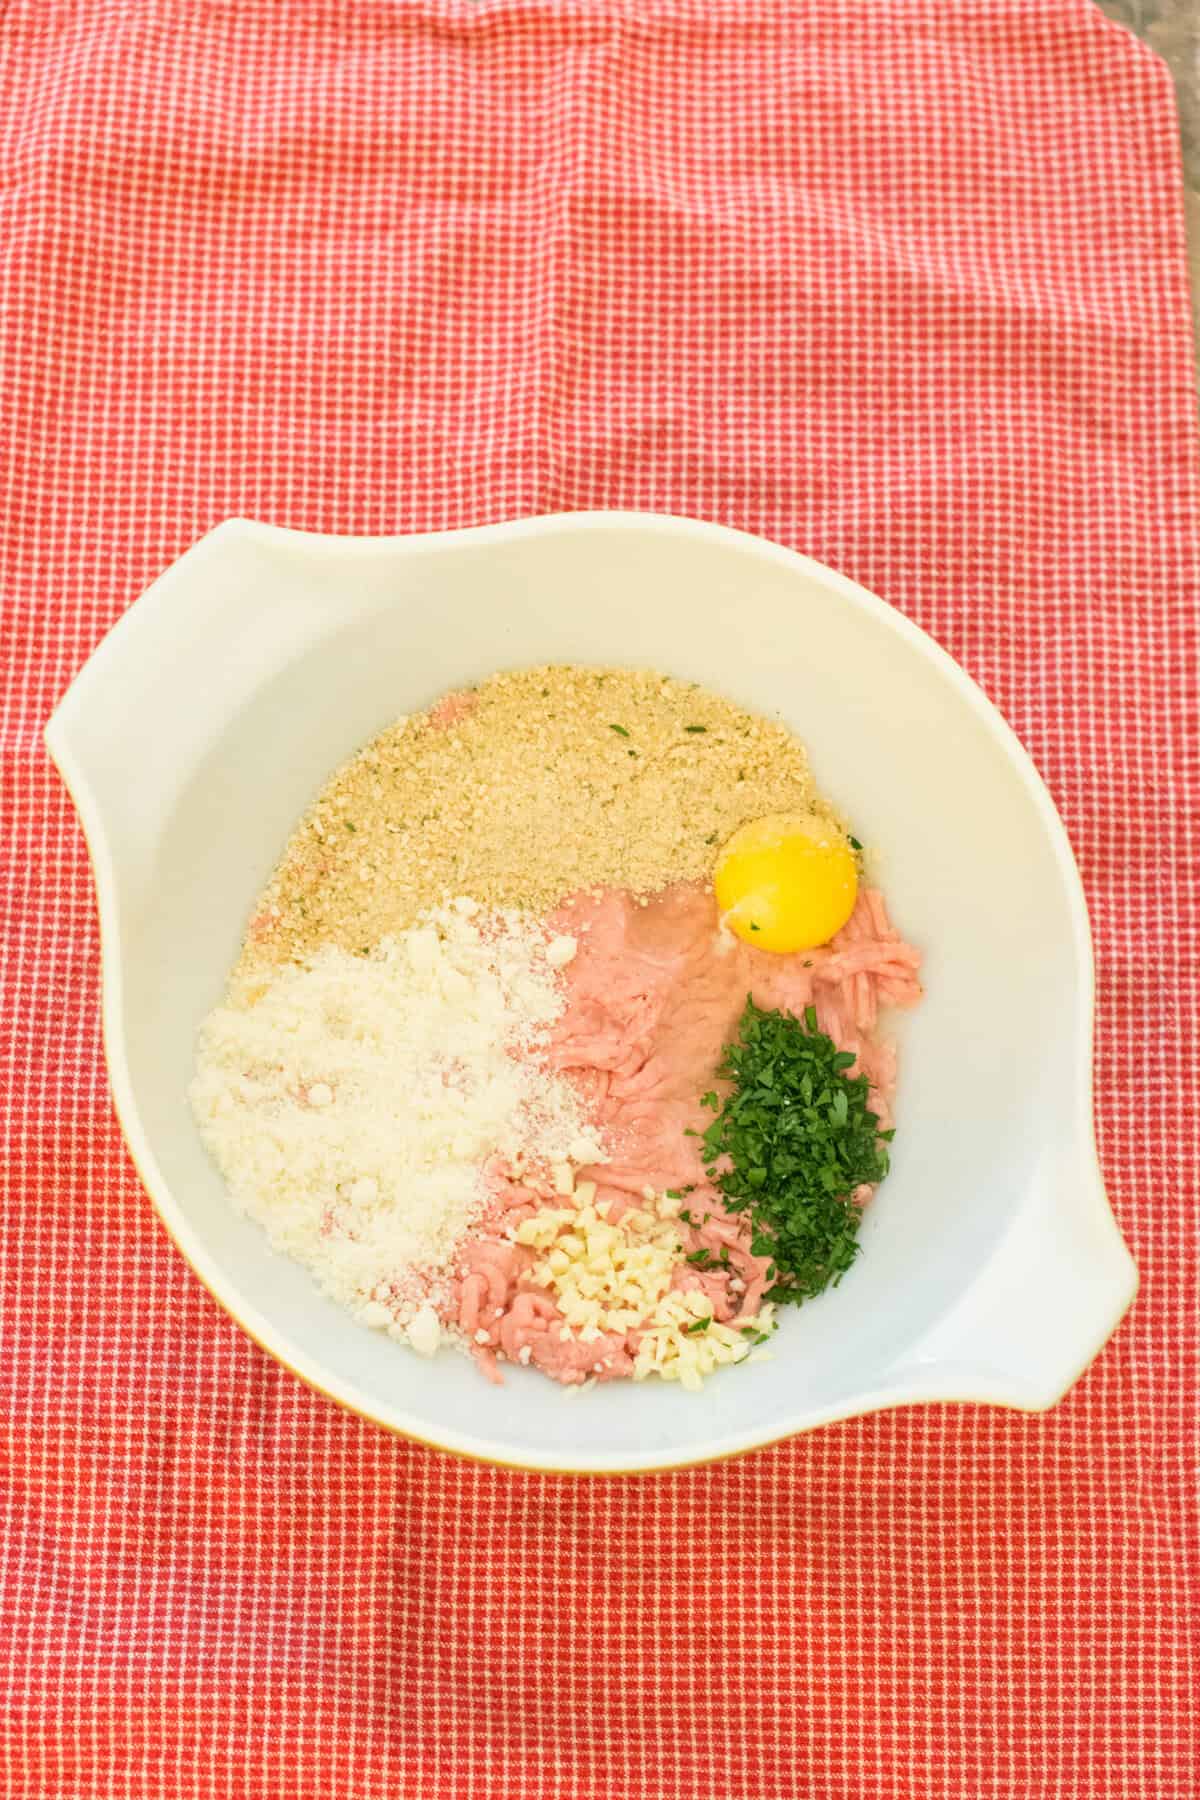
[{"x1": 1, "y1": 2, "x2": 1197, "y2": 1795}]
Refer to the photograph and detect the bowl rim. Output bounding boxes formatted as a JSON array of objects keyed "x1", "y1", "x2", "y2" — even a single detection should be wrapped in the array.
[{"x1": 44, "y1": 509, "x2": 1137, "y2": 1474}]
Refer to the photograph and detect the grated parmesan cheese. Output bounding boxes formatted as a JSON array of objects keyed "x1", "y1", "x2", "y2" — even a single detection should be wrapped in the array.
[{"x1": 189, "y1": 901, "x2": 603, "y2": 1346}]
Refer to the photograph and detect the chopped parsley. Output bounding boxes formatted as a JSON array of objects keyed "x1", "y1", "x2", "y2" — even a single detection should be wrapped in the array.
[
  {"x1": 700, "y1": 999, "x2": 892, "y2": 1305},
  {"x1": 685, "y1": 724, "x2": 707, "y2": 733},
  {"x1": 848, "y1": 835, "x2": 863, "y2": 851},
  {"x1": 609, "y1": 723, "x2": 630, "y2": 738},
  {"x1": 683, "y1": 1318, "x2": 711, "y2": 1336},
  {"x1": 343, "y1": 821, "x2": 357, "y2": 832}
]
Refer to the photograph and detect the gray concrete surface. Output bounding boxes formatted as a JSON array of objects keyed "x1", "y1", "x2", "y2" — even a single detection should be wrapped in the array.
[{"x1": 1098, "y1": 0, "x2": 1200, "y2": 360}]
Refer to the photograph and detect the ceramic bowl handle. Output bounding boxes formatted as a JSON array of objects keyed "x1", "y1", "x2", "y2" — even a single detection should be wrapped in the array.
[
  {"x1": 44, "y1": 520, "x2": 270, "y2": 885},
  {"x1": 880, "y1": 1143, "x2": 1137, "y2": 1412}
]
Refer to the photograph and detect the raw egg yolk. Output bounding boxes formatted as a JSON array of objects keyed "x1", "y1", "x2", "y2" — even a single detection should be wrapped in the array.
[{"x1": 713, "y1": 811, "x2": 858, "y2": 953}]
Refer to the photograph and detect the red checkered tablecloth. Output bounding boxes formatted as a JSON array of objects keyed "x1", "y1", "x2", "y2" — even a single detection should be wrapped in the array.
[{"x1": 2, "y1": 2, "x2": 1197, "y2": 1794}]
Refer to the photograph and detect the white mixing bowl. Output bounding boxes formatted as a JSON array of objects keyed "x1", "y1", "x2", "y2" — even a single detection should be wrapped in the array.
[{"x1": 45, "y1": 513, "x2": 1136, "y2": 1473}]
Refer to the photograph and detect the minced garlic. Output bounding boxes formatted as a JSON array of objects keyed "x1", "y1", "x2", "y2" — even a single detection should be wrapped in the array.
[
  {"x1": 515, "y1": 1187, "x2": 775, "y2": 1390},
  {"x1": 519, "y1": 1189, "x2": 682, "y2": 1339}
]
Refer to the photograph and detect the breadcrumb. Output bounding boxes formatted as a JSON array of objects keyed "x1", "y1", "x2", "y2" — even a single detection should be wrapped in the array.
[{"x1": 237, "y1": 665, "x2": 825, "y2": 975}]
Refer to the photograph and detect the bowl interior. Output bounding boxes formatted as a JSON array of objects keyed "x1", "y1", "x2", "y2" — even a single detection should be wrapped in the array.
[{"x1": 82, "y1": 518, "x2": 1084, "y2": 1470}]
